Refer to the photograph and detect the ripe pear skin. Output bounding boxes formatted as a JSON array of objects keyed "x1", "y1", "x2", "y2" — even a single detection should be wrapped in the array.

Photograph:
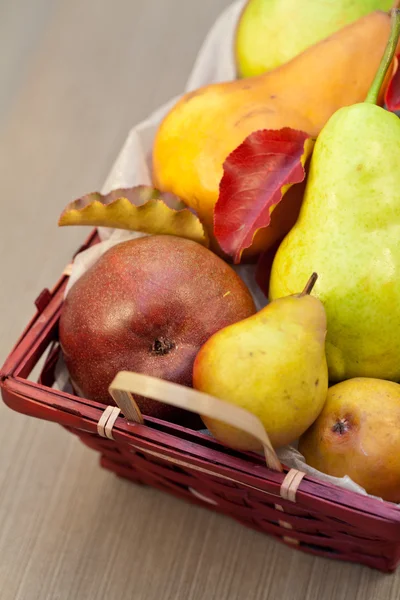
[
  {"x1": 235, "y1": 0, "x2": 393, "y2": 78},
  {"x1": 270, "y1": 104, "x2": 400, "y2": 382},
  {"x1": 193, "y1": 293, "x2": 328, "y2": 451},
  {"x1": 153, "y1": 11, "x2": 393, "y2": 256},
  {"x1": 299, "y1": 378, "x2": 400, "y2": 503},
  {"x1": 59, "y1": 235, "x2": 256, "y2": 424}
]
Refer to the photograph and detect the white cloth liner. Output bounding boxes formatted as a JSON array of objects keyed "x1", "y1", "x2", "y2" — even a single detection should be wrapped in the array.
[{"x1": 56, "y1": 0, "x2": 391, "y2": 504}]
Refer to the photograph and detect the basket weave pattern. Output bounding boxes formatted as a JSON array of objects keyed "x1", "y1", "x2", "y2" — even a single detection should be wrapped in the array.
[{"x1": 2, "y1": 231, "x2": 400, "y2": 573}]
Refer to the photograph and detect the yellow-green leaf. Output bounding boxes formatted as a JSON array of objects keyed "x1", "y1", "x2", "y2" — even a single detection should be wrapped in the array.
[{"x1": 58, "y1": 186, "x2": 209, "y2": 247}]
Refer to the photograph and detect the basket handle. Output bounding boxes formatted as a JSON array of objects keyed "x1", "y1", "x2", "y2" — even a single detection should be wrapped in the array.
[{"x1": 108, "y1": 371, "x2": 282, "y2": 472}]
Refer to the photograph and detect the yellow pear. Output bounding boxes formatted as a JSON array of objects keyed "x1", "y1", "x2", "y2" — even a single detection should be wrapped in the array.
[
  {"x1": 299, "y1": 378, "x2": 400, "y2": 503},
  {"x1": 153, "y1": 11, "x2": 393, "y2": 256},
  {"x1": 193, "y1": 275, "x2": 328, "y2": 450}
]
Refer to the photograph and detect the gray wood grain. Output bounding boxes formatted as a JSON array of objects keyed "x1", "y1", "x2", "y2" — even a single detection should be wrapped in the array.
[{"x1": 0, "y1": 0, "x2": 398, "y2": 598}]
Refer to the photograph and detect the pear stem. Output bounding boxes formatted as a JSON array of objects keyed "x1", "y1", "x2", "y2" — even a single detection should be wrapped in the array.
[
  {"x1": 301, "y1": 273, "x2": 318, "y2": 296},
  {"x1": 365, "y1": 9, "x2": 400, "y2": 105}
]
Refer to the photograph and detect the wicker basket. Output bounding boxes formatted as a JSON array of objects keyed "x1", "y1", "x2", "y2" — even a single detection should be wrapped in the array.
[{"x1": 2, "y1": 228, "x2": 400, "y2": 573}]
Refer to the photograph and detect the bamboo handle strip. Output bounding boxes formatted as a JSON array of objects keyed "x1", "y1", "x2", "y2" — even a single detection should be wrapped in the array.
[
  {"x1": 108, "y1": 370, "x2": 282, "y2": 472},
  {"x1": 97, "y1": 379, "x2": 307, "y2": 504}
]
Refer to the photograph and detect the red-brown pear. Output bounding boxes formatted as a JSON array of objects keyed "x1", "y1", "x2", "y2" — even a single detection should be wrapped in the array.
[{"x1": 59, "y1": 235, "x2": 256, "y2": 424}]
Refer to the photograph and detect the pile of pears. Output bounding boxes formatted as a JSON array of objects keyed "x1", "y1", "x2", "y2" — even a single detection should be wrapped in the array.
[
  {"x1": 191, "y1": 9, "x2": 400, "y2": 503},
  {"x1": 153, "y1": 3, "x2": 397, "y2": 256},
  {"x1": 56, "y1": 3, "x2": 400, "y2": 503}
]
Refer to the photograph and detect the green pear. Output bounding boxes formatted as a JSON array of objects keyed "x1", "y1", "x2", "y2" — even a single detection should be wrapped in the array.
[
  {"x1": 235, "y1": 0, "x2": 393, "y2": 78},
  {"x1": 193, "y1": 275, "x2": 328, "y2": 451},
  {"x1": 270, "y1": 10, "x2": 400, "y2": 382}
]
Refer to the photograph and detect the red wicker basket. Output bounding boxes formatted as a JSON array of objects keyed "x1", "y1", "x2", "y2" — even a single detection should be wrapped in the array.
[{"x1": 2, "y1": 228, "x2": 400, "y2": 573}]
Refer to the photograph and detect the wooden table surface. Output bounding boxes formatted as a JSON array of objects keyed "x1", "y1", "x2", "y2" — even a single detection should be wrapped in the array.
[{"x1": 1, "y1": 1, "x2": 399, "y2": 598}]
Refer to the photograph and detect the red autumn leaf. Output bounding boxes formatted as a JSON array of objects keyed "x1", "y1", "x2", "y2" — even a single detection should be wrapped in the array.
[
  {"x1": 385, "y1": 55, "x2": 400, "y2": 112},
  {"x1": 214, "y1": 128, "x2": 313, "y2": 264}
]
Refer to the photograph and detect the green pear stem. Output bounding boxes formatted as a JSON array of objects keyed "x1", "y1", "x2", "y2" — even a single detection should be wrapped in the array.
[
  {"x1": 301, "y1": 273, "x2": 318, "y2": 296},
  {"x1": 365, "y1": 8, "x2": 400, "y2": 105}
]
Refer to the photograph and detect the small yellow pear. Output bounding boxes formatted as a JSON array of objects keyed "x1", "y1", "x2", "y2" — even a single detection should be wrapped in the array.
[
  {"x1": 299, "y1": 378, "x2": 400, "y2": 502},
  {"x1": 193, "y1": 275, "x2": 328, "y2": 450}
]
